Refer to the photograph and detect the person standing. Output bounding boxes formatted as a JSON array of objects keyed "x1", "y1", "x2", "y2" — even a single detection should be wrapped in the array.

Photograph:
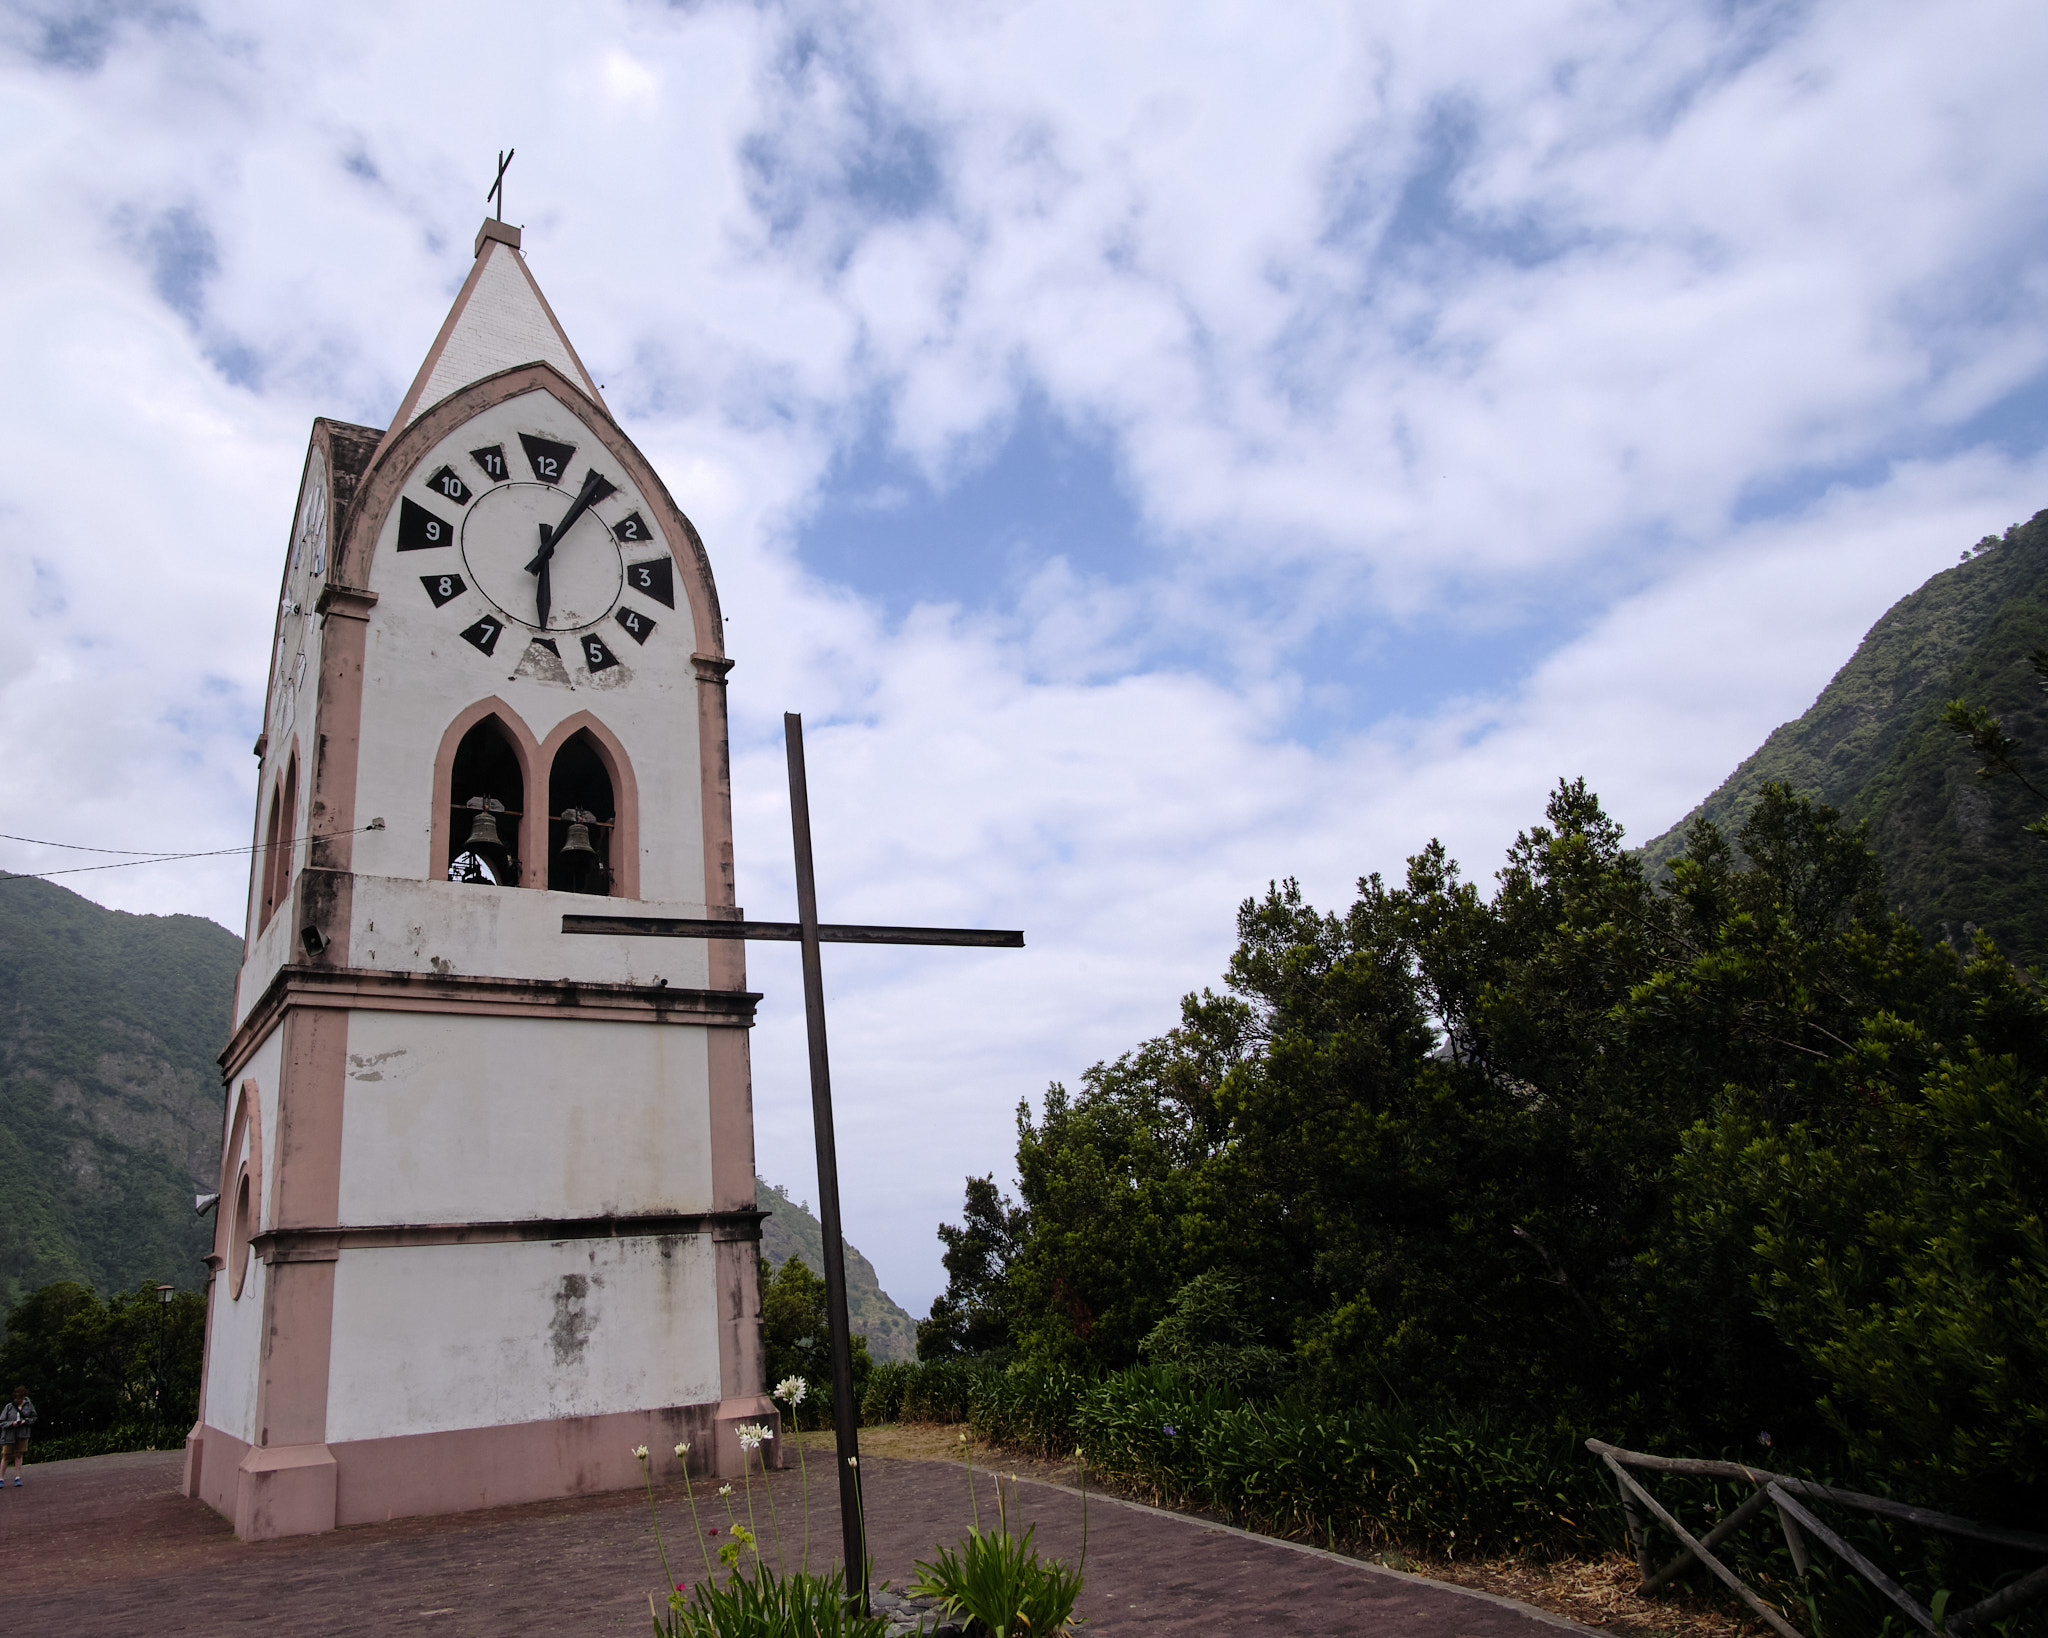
[{"x1": 0, "y1": 1387, "x2": 35, "y2": 1484}]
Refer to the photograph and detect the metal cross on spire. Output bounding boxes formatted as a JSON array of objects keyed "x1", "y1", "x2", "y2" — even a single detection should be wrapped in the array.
[
  {"x1": 562, "y1": 712, "x2": 1024, "y2": 1613},
  {"x1": 487, "y1": 148, "x2": 515, "y2": 221}
]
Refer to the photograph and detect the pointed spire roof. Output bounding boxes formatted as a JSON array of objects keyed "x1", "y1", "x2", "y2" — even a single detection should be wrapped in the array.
[{"x1": 381, "y1": 221, "x2": 607, "y2": 451}]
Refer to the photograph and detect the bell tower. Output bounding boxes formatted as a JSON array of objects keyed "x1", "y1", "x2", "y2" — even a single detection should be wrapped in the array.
[{"x1": 186, "y1": 218, "x2": 775, "y2": 1541}]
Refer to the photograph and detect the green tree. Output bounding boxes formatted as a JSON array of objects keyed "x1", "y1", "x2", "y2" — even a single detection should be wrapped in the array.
[
  {"x1": 0, "y1": 1279, "x2": 206, "y2": 1440},
  {"x1": 1137, "y1": 1270, "x2": 1291, "y2": 1394},
  {"x1": 1007, "y1": 990, "x2": 1247, "y2": 1369},
  {"x1": 760, "y1": 1255, "x2": 871, "y2": 1431},
  {"x1": 916, "y1": 1175, "x2": 1027, "y2": 1359},
  {"x1": 991, "y1": 775, "x2": 2048, "y2": 1511},
  {"x1": 1236, "y1": 780, "x2": 1682, "y2": 1425},
  {"x1": 1669, "y1": 943, "x2": 2048, "y2": 1515}
]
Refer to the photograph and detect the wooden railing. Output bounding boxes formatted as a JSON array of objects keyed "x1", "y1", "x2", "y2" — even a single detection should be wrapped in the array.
[{"x1": 1588, "y1": 1439, "x2": 2048, "y2": 1636}]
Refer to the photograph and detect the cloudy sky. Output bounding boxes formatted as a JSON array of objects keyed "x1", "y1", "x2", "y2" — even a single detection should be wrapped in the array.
[{"x1": 4, "y1": 0, "x2": 2046, "y2": 1314}]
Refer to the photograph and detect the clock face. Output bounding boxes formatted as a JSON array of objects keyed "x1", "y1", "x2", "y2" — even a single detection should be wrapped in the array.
[
  {"x1": 273, "y1": 448, "x2": 329, "y2": 737},
  {"x1": 389, "y1": 406, "x2": 674, "y2": 678},
  {"x1": 462, "y1": 481, "x2": 625, "y2": 633}
]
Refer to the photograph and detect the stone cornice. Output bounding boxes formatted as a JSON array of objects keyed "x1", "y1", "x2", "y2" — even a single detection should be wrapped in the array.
[
  {"x1": 255, "y1": 1208, "x2": 769, "y2": 1264},
  {"x1": 313, "y1": 584, "x2": 379, "y2": 621},
  {"x1": 222, "y1": 962, "x2": 760, "y2": 1076}
]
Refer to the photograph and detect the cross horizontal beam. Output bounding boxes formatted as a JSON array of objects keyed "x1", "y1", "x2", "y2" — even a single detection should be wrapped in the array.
[{"x1": 561, "y1": 914, "x2": 1024, "y2": 948}]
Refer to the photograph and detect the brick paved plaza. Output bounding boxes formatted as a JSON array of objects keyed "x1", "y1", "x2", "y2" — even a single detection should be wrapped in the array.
[{"x1": 12, "y1": 1447, "x2": 1583, "y2": 1635}]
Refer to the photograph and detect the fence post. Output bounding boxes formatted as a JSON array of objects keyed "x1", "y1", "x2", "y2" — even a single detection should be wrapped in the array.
[
  {"x1": 1608, "y1": 1457, "x2": 1652, "y2": 1580},
  {"x1": 1776, "y1": 1499, "x2": 1810, "y2": 1578}
]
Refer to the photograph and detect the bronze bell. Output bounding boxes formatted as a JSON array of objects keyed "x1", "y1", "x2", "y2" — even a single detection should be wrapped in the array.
[
  {"x1": 559, "y1": 807, "x2": 598, "y2": 859},
  {"x1": 464, "y1": 794, "x2": 506, "y2": 850}
]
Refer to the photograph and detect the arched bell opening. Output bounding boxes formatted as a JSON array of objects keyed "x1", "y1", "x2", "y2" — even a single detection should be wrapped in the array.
[
  {"x1": 447, "y1": 717, "x2": 526, "y2": 885},
  {"x1": 547, "y1": 730, "x2": 617, "y2": 895}
]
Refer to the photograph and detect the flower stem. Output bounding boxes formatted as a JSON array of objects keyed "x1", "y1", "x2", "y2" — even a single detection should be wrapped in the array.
[
  {"x1": 679, "y1": 1446, "x2": 716, "y2": 1582},
  {"x1": 794, "y1": 1424, "x2": 812, "y2": 1572},
  {"x1": 760, "y1": 1441, "x2": 785, "y2": 1576},
  {"x1": 965, "y1": 1433, "x2": 979, "y2": 1531},
  {"x1": 742, "y1": 1448, "x2": 761, "y2": 1563},
  {"x1": 1078, "y1": 1453, "x2": 1090, "y2": 1577},
  {"x1": 639, "y1": 1454, "x2": 677, "y2": 1595}
]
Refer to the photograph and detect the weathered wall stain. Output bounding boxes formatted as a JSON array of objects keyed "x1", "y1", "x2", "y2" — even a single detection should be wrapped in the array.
[
  {"x1": 346, "y1": 1046, "x2": 408, "y2": 1082},
  {"x1": 550, "y1": 1271, "x2": 600, "y2": 1364}
]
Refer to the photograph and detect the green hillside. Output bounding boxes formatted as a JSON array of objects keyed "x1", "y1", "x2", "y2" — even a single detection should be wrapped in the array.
[
  {"x1": 0, "y1": 879, "x2": 240, "y2": 1311},
  {"x1": 0, "y1": 877, "x2": 920, "y2": 1358},
  {"x1": 757, "y1": 1177, "x2": 917, "y2": 1362},
  {"x1": 1643, "y1": 508, "x2": 2048, "y2": 964}
]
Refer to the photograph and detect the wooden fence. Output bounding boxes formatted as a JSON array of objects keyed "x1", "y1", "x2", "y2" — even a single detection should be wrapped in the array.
[{"x1": 1587, "y1": 1439, "x2": 2048, "y2": 1636}]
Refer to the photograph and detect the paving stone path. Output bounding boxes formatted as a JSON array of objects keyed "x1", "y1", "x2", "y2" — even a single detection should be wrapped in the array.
[{"x1": 11, "y1": 1448, "x2": 1585, "y2": 1636}]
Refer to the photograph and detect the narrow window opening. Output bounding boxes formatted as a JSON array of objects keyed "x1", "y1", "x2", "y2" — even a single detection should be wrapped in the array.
[
  {"x1": 259, "y1": 786, "x2": 283, "y2": 928},
  {"x1": 447, "y1": 718, "x2": 525, "y2": 884},
  {"x1": 274, "y1": 756, "x2": 299, "y2": 920},
  {"x1": 547, "y1": 731, "x2": 617, "y2": 895}
]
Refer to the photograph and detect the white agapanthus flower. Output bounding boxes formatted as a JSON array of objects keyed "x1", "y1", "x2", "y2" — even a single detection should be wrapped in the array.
[
  {"x1": 718, "y1": 1483, "x2": 734, "y2": 1497},
  {"x1": 774, "y1": 1375, "x2": 808, "y2": 1405},
  {"x1": 633, "y1": 1445, "x2": 650, "y2": 1460},
  {"x1": 675, "y1": 1441, "x2": 690, "y2": 1458},
  {"x1": 736, "y1": 1422, "x2": 771, "y2": 1452}
]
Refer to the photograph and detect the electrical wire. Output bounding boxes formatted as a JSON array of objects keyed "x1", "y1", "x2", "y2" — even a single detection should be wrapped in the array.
[
  {"x1": 0, "y1": 823, "x2": 386, "y2": 884},
  {"x1": 0, "y1": 831, "x2": 184, "y2": 855}
]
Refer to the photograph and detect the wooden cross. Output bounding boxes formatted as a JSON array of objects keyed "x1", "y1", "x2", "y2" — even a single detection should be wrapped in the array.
[
  {"x1": 562, "y1": 712, "x2": 1023, "y2": 1608},
  {"x1": 487, "y1": 148, "x2": 515, "y2": 221}
]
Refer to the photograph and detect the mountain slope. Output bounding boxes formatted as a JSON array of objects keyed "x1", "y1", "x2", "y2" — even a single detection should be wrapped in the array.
[
  {"x1": 757, "y1": 1177, "x2": 918, "y2": 1362},
  {"x1": 1642, "y1": 508, "x2": 2048, "y2": 964},
  {"x1": 0, "y1": 879, "x2": 239, "y2": 1311}
]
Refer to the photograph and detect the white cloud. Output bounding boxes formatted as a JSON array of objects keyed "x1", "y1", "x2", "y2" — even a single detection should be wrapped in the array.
[{"x1": 1, "y1": 0, "x2": 2045, "y2": 1312}]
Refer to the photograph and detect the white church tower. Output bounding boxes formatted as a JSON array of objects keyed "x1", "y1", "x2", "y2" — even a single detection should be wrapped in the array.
[{"x1": 185, "y1": 218, "x2": 776, "y2": 1540}]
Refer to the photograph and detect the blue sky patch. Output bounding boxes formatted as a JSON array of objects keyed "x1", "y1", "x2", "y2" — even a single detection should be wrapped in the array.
[{"x1": 793, "y1": 390, "x2": 1147, "y2": 619}]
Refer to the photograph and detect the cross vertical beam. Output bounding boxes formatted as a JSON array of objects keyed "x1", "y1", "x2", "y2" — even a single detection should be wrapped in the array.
[
  {"x1": 784, "y1": 711, "x2": 866, "y2": 1605},
  {"x1": 558, "y1": 717, "x2": 1025, "y2": 1614},
  {"x1": 487, "y1": 148, "x2": 514, "y2": 220}
]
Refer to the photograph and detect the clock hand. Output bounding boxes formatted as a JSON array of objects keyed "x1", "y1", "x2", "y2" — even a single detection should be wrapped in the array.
[
  {"x1": 525, "y1": 468, "x2": 615, "y2": 575},
  {"x1": 533, "y1": 525, "x2": 554, "y2": 630}
]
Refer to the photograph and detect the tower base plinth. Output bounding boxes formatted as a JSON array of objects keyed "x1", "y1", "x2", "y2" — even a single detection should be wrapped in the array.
[{"x1": 234, "y1": 1442, "x2": 338, "y2": 1541}]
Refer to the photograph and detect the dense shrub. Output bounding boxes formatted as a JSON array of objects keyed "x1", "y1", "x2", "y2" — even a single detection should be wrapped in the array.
[
  {"x1": 898, "y1": 1358, "x2": 1002, "y2": 1426},
  {"x1": 859, "y1": 1354, "x2": 2047, "y2": 1626},
  {"x1": 860, "y1": 1361, "x2": 915, "y2": 1425},
  {"x1": 26, "y1": 1422, "x2": 186, "y2": 1465},
  {"x1": 967, "y1": 1361, "x2": 1089, "y2": 1456},
  {"x1": 970, "y1": 1362, "x2": 1604, "y2": 1559}
]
